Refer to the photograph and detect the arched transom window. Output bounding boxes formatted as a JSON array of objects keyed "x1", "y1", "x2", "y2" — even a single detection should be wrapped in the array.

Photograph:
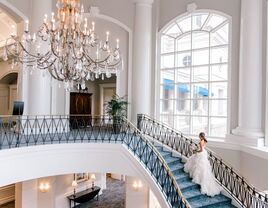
[{"x1": 158, "y1": 11, "x2": 230, "y2": 138}]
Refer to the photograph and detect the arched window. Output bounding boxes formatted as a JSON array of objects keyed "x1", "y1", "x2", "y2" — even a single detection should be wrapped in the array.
[{"x1": 158, "y1": 11, "x2": 230, "y2": 138}]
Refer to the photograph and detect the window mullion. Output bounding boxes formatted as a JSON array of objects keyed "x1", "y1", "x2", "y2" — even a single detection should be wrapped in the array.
[
  {"x1": 173, "y1": 38, "x2": 176, "y2": 128},
  {"x1": 189, "y1": 14, "x2": 193, "y2": 135},
  {"x1": 208, "y1": 30, "x2": 211, "y2": 135}
]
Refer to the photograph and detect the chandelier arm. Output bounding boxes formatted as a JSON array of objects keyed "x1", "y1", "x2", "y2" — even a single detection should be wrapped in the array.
[
  {"x1": 5, "y1": 38, "x2": 26, "y2": 60},
  {"x1": 71, "y1": 44, "x2": 84, "y2": 60},
  {"x1": 83, "y1": 51, "x2": 111, "y2": 65},
  {"x1": 49, "y1": 66, "x2": 64, "y2": 81},
  {"x1": 37, "y1": 23, "x2": 51, "y2": 42},
  {"x1": 97, "y1": 58, "x2": 122, "y2": 69},
  {"x1": 37, "y1": 57, "x2": 57, "y2": 70},
  {"x1": 50, "y1": 40, "x2": 61, "y2": 59}
]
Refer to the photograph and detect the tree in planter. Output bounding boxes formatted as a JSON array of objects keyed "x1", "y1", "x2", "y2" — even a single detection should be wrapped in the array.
[{"x1": 106, "y1": 94, "x2": 128, "y2": 133}]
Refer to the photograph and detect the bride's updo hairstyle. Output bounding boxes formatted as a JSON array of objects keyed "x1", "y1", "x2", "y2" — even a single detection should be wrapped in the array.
[{"x1": 199, "y1": 132, "x2": 208, "y2": 143}]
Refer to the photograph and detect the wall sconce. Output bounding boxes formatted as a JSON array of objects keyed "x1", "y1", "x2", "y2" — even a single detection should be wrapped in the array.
[
  {"x1": 39, "y1": 182, "x2": 50, "y2": 193},
  {"x1": 90, "y1": 174, "x2": 96, "y2": 188},
  {"x1": 72, "y1": 180, "x2": 78, "y2": 195},
  {"x1": 132, "y1": 180, "x2": 142, "y2": 191}
]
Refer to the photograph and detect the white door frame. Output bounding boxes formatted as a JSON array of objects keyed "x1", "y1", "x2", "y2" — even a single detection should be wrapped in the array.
[{"x1": 99, "y1": 83, "x2": 116, "y2": 115}]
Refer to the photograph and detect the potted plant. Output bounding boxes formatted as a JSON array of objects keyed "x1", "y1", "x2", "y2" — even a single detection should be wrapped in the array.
[{"x1": 106, "y1": 94, "x2": 128, "y2": 134}]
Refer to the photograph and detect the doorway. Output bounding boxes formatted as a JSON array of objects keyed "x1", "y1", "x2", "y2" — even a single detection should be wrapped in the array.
[{"x1": 99, "y1": 84, "x2": 116, "y2": 116}]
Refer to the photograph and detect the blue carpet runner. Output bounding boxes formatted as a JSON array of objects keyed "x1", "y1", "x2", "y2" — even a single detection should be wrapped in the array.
[{"x1": 154, "y1": 145, "x2": 237, "y2": 208}]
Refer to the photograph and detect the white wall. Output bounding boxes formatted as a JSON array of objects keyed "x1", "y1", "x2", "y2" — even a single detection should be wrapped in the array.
[
  {"x1": 240, "y1": 152, "x2": 268, "y2": 190},
  {"x1": 0, "y1": 143, "x2": 169, "y2": 208},
  {"x1": 125, "y1": 176, "x2": 149, "y2": 208},
  {"x1": 209, "y1": 144, "x2": 268, "y2": 191}
]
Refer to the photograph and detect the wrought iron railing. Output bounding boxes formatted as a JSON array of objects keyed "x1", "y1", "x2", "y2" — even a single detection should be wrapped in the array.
[
  {"x1": 137, "y1": 114, "x2": 268, "y2": 208},
  {"x1": 0, "y1": 115, "x2": 190, "y2": 208}
]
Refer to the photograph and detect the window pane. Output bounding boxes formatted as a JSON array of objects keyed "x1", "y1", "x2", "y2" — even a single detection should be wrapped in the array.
[
  {"x1": 210, "y1": 100, "x2": 227, "y2": 116},
  {"x1": 161, "y1": 54, "x2": 174, "y2": 68},
  {"x1": 160, "y1": 114, "x2": 174, "y2": 127},
  {"x1": 177, "y1": 68, "x2": 191, "y2": 83},
  {"x1": 177, "y1": 16, "x2": 191, "y2": 32},
  {"x1": 191, "y1": 83, "x2": 209, "y2": 99},
  {"x1": 210, "y1": 82, "x2": 227, "y2": 99},
  {"x1": 192, "y1": 13, "x2": 209, "y2": 30},
  {"x1": 161, "y1": 35, "x2": 175, "y2": 54},
  {"x1": 210, "y1": 64, "x2": 228, "y2": 81},
  {"x1": 174, "y1": 116, "x2": 190, "y2": 134},
  {"x1": 211, "y1": 46, "x2": 228, "y2": 64},
  {"x1": 164, "y1": 23, "x2": 182, "y2": 38},
  {"x1": 191, "y1": 117, "x2": 208, "y2": 135},
  {"x1": 175, "y1": 99, "x2": 190, "y2": 115},
  {"x1": 192, "y1": 99, "x2": 208, "y2": 116},
  {"x1": 160, "y1": 100, "x2": 174, "y2": 114},
  {"x1": 203, "y1": 14, "x2": 227, "y2": 31},
  {"x1": 160, "y1": 84, "x2": 174, "y2": 99},
  {"x1": 176, "y1": 52, "x2": 191, "y2": 67},
  {"x1": 160, "y1": 70, "x2": 174, "y2": 84},
  {"x1": 192, "y1": 32, "x2": 209, "y2": 49},
  {"x1": 177, "y1": 34, "x2": 191, "y2": 51},
  {"x1": 192, "y1": 66, "x2": 209, "y2": 82},
  {"x1": 176, "y1": 84, "x2": 190, "y2": 97},
  {"x1": 210, "y1": 117, "x2": 227, "y2": 137},
  {"x1": 211, "y1": 23, "x2": 229, "y2": 46},
  {"x1": 192, "y1": 49, "x2": 209, "y2": 66}
]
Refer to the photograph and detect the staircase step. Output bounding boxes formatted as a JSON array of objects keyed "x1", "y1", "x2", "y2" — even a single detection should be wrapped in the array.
[
  {"x1": 158, "y1": 151, "x2": 172, "y2": 158},
  {"x1": 183, "y1": 188, "x2": 203, "y2": 200},
  {"x1": 153, "y1": 144, "x2": 236, "y2": 208},
  {"x1": 164, "y1": 155, "x2": 179, "y2": 163},
  {"x1": 180, "y1": 181, "x2": 199, "y2": 192},
  {"x1": 154, "y1": 145, "x2": 163, "y2": 151},
  {"x1": 174, "y1": 172, "x2": 190, "y2": 183},
  {"x1": 208, "y1": 204, "x2": 236, "y2": 208},
  {"x1": 188, "y1": 194, "x2": 231, "y2": 208}
]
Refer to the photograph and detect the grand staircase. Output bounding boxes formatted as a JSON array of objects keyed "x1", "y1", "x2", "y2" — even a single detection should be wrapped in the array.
[
  {"x1": 155, "y1": 145, "x2": 236, "y2": 208},
  {"x1": 1, "y1": 114, "x2": 268, "y2": 208}
]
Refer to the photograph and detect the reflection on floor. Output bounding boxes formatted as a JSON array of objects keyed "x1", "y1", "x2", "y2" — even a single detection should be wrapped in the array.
[
  {"x1": 77, "y1": 177, "x2": 125, "y2": 208},
  {"x1": 0, "y1": 201, "x2": 15, "y2": 208}
]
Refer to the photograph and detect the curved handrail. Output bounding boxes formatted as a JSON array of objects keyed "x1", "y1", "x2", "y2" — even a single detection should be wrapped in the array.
[
  {"x1": 0, "y1": 115, "x2": 191, "y2": 208},
  {"x1": 137, "y1": 114, "x2": 268, "y2": 208}
]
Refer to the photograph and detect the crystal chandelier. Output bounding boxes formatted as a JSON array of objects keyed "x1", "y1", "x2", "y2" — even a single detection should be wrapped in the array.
[{"x1": 4, "y1": 0, "x2": 122, "y2": 90}]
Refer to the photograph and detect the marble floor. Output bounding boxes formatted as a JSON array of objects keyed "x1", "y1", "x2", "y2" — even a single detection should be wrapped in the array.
[{"x1": 77, "y1": 177, "x2": 125, "y2": 208}]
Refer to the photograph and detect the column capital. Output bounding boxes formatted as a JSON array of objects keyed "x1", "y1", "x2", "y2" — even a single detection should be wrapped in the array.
[{"x1": 133, "y1": 0, "x2": 154, "y2": 5}]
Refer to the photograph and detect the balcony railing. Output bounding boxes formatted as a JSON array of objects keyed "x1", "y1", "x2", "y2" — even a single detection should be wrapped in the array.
[
  {"x1": 0, "y1": 115, "x2": 191, "y2": 208},
  {"x1": 137, "y1": 114, "x2": 268, "y2": 208}
]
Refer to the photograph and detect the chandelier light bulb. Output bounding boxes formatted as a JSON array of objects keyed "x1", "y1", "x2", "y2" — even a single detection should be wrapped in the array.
[
  {"x1": 92, "y1": 21, "x2": 95, "y2": 31},
  {"x1": 25, "y1": 20, "x2": 29, "y2": 32},
  {"x1": 116, "y1": 39, "x2": 120, "y2": 49}
]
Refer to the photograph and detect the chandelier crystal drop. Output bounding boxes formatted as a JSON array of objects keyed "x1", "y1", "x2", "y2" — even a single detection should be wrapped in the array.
[{"x1": 5, "y1": 0, "x2": 122, "y2": 90}]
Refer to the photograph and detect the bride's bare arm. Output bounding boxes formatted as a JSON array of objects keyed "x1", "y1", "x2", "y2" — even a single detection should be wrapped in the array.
[{"x1": 193, "y1": 141, "x2": 204, "y2": 153}]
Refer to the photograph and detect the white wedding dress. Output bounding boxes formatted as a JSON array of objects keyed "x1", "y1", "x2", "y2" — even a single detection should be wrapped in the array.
[{"x1": 184, "y1": 149, "x2": 222, "y2": 197}]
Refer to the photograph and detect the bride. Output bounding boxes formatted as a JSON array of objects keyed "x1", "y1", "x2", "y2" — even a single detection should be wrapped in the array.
[{"x1": 184, "y1": 132, "x2": 221, "y2": 197}]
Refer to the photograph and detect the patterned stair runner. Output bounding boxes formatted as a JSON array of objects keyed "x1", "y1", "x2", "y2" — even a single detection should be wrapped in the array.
[{"x1": 155, "y1": 145, "x2": 237, "y2": 208}]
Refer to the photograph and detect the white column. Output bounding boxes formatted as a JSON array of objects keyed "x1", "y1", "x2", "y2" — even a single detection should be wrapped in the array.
[
  {"x1": 231, "y1": 0, "x2": 264, "y2": 146},
  {"x1": 27, "y1": 0, "x2": 52, "y2": 115},
  {"x1": 266, "y1": 1, "x2": 268, "y2": 146},
  {"x1": 131, "y1": 0, "x2": 154, "y2": 122},
  {"x1": 51, "y1": 80, "x2": 66, "y2": 115}
]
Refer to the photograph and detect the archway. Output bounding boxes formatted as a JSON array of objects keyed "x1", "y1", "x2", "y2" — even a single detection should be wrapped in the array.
[{"x1": 0, "y1": 72, "x2": 18, "y2": 115}]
